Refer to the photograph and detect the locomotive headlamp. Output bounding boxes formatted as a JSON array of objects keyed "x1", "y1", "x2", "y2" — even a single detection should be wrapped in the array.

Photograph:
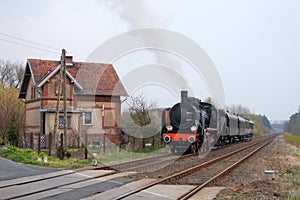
[
  {"x1": 167, "y1": 125, "x2": 173, "y2": 131},
  {"x1": 188, "y1": 135, "x2": 195, "y2": 143},
  {"x1": 164, "y1": 135, "x2": 171, "y2": 143},
  {"x1": 190, "y1": 126, "x2": 197, "y2": 132}
]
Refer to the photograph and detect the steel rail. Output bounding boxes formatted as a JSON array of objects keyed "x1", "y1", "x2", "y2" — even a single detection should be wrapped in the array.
[
  {"x1": 178, "y1": 138, "x2": 274, "y2": 199},
  {"x1": 115, "y1": 135, "x2": 275, "y2": 199}
]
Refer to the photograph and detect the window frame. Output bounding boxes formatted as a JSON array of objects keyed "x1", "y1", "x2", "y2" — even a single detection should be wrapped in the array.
[
  {"x1": 58, "y1": 115, "x2": 72, "y2": 129},
  {"x1": 83, "y1": 111, "x2": 93, "y2": 125}
]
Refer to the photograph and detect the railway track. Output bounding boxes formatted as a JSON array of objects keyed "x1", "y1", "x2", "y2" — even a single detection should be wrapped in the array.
[
  {"x1": 177, "y1": 137, "x2": 274, "y2": 199},
  {"x1": 0, "y1": 135, "x2": 276, "y2": 199},
  {"x1": 113, "y1": 134, "x2": 276, "y2": 199}
]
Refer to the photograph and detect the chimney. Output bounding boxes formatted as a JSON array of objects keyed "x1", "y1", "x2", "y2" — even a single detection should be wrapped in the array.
[
  {"x1": 66, "y1": 56, "x2": 73, "y2": 67},
  {"x1": 181, "y1": 90, "x2": 188, "y2": 102}
]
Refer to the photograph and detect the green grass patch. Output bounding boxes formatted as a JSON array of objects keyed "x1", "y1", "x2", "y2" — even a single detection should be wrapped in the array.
[
  {"x1": 283, "y1": 195, "x2": 300, "y2": 200},
  {"x1": 286, "y1": 167, "x2": 300, "y2": 188},
  {"x1": 0, "y1": 145, "x2": 169, "y2": 168},
  {"x1": 284, "y1": 132, "x2": 300, "y2": 146},
  {"x1": 0, "y1": 146, "x2": 91, "y2": 168}
]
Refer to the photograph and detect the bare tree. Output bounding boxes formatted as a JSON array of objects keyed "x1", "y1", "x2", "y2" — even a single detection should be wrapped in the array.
[
  {"x1": 127, "y1": 94, "x2": 156, "y2": 127},
  {"x1": 0, "y1": 60, "x2": 25, "y2": 88},
  {"x1": 226, "y1": 104, "x2": 251, "y2": 115},
  {"x1": 122, "y1": 94, "x2": 159, "y2": 150}
]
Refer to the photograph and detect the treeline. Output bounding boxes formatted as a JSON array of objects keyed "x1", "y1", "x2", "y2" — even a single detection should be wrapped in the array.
[
  {"x1": 226, "y1": 104, "x2": 272, "y2": 135},
  {"x1": 284, "y1": 107, "x2": 300, "y2": 135},
  {"x1": 0, "y1": 60, "x2": 25, "y2": 145}
]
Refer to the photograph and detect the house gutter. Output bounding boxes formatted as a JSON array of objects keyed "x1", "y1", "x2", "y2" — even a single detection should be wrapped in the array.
[{"x1": 37, "y1": 87, "x2": 42, "y2": 154}]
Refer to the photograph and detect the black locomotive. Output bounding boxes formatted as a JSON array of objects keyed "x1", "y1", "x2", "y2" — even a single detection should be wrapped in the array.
[{"x1": 161, "y1": 91, "x2": 253, "y2": 154}]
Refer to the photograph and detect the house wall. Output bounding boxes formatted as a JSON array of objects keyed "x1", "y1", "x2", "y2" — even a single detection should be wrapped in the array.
[
  {"x1": 40, "y1": 88, "x2": 122, "y2": 147},
  {"x1": 42, "y1": 73, "x2": 74, "y2": 109},
  {"x1": 75, "y1": 95, "x2": 121, "y2": 144},
  {"x1": 45, "y1": 112, "x2": 81, "y2": 147},
  {"x1": 22, "y1": 65, "x2": 124, "y2": 148},
  {"x1": 24, "y1": 78, "x2": 40, "y2": 134}
]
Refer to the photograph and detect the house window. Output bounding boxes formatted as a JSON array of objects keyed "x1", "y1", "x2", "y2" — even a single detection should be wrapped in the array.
[
  {"x1": 55, "y1": 84, "x2": 63, "y2": 96},
  {"x1": 84, "y1": 112, "x2": 92, "y2": 125},
  {"x1": 59, "y1": 115, "x2": 71, "y2": 128}
]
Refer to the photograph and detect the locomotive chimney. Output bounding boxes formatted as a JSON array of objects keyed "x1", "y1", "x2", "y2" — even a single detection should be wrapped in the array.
[{"x1": 181, "y1": 90, "x2": 188, "y2": 102}]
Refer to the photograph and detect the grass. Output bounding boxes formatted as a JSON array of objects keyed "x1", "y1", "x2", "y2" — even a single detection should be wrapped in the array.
[
  {"x1": 283, "y1": 195, "x2": 300, "y2": 200},
  {"x1": 0, "y1": 145, "x2": 169, "y2": 168},
  {"x1": 286, "y1": 167, "x2": 300, "y2": 188},
  {"x1": 284, "y1": 132, "x2": 300, "y2": 146},
  {"x1": 283, "y1": 133, "x2": 300, "y2": 199},
  {"x1": 0, "y1": 146, "x2": 91, "y2": 168}
]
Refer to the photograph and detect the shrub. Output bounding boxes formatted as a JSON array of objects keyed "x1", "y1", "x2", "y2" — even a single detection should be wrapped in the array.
[
  {"x1": 65, "y1": 151, "x2": 71, "y2": 159},
  {"x1": 39, "y1": 152, "x2": 46, "y2": 159}
]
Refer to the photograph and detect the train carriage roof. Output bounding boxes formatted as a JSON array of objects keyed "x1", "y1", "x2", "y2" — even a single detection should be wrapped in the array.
[
  {"x1": 237, "y1": 116, "x2": 247, "y2": 122},
  {"x1": 243, "y1": 118, "x2": 254, "y2": 125},
  {"x1": 225, "y1": 112, "x2": 238, "y2": 120}
]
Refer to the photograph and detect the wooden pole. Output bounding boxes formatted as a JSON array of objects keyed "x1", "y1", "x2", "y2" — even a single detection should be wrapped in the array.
[
  {"x1": 103, "y1": 133, "x2": 106, "y2": 154},
  {"x1": 30, "y1": 132, "x2": 33, "y2": 149},
  {"x1": 48, "y1": 132, "x2": 52, "y2": 156},
  {"x1": 60, "y1": 133, "x2": 64, "y2": 160},
  {"x1": 62, "y1": 49, "x2": 67, "y2": 150},
  {"x1": 38, "y1": 132, "x2": 41, "y2": 154},
  {"x1": 52, "y1": 49, "x2": 65, "y2": 155},
  {"x1": 84, "y1": 130, "x2": 88, "y2": 159}
]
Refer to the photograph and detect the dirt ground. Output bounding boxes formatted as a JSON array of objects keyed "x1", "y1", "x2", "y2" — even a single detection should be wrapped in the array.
[{"x1": 215, "y1": 134, "x2": 300, "y2": 199}]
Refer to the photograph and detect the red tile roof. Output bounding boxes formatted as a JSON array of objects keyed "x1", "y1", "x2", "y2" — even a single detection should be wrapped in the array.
[{"x1": 19, "y1": 58, "x2": 127, "y2": 98}]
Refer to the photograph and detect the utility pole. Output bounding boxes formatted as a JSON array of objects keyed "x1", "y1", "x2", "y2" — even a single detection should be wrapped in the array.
[
  {"x1": 62, "y1": 49, "x2": 67, "y2": 150},
  {"x1": 52, "y1": 49, "x2": 65, "y2": 156}
]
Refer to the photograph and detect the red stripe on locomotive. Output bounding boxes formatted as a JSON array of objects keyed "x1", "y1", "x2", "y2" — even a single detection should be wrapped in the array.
[{"x1": 163, "y1": 133, "x2": 198, "y2": 142}]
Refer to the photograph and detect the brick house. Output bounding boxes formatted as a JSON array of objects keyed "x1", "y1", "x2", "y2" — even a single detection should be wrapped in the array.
[{"x1": 18, "y1": 56, "x2": 127, "y2": 149}]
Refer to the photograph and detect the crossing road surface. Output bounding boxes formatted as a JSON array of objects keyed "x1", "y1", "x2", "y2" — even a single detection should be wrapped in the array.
[{"x1": 0, "y1": 157, "x2": 60, "y2": 181}]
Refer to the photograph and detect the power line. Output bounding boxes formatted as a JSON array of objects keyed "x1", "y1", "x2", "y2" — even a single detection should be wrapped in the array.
[
  {"x1": 0, "y1": 38, "x2": 60, "y2": 55},
  {"x1": 0, "y1": 32, "x2": 60, "y2": 52}
]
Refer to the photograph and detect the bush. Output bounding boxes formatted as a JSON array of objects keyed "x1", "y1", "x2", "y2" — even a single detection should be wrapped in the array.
[
  {"x1": 39, "y1": 152, "x2": 46, "y2": 159},
  {"x1": 65, "y1": 151, "x2": 71, "y2": 159}
]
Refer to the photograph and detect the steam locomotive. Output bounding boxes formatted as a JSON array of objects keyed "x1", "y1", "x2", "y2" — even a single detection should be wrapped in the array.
[{"x1": 161, "y1": 91, "x2": 254, "y2": 154}]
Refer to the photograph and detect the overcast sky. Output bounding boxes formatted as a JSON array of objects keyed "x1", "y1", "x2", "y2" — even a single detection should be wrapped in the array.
[{"x1": 0, "y1": 0, "x2": 299, "y2": 121}]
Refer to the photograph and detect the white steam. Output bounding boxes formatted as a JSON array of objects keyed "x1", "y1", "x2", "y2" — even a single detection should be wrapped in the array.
[{"x1": 103, "y1": 0, "x2": 169, "y2": 29}]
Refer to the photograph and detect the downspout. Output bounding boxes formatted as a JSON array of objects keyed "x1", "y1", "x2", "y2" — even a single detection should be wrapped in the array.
[{"x1": 37, "y1": 87, "x2": 42, "y2": 154}]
